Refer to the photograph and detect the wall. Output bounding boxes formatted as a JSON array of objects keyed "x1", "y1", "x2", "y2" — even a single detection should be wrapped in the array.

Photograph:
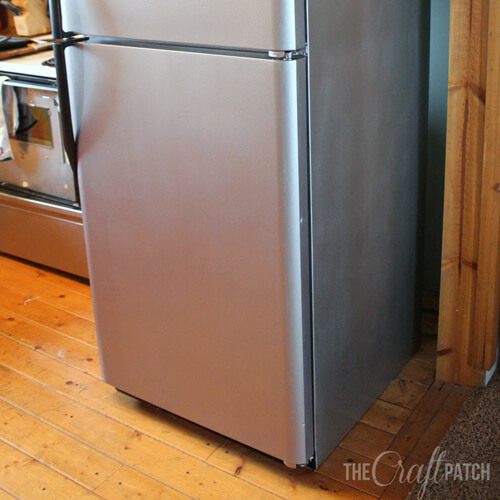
[{"x1": 423, "y1": 0, "x2": 450, "y2": 292}]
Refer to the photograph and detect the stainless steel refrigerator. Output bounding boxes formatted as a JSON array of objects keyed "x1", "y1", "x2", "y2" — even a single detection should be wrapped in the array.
[{"x1": 50, "y1": 0, "x2": 429, "y2": 467}]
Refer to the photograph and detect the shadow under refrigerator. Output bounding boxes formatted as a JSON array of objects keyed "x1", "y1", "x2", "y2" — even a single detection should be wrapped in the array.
[{"x1": 50, "y1": 0, "x2": 429, "y2": 467}]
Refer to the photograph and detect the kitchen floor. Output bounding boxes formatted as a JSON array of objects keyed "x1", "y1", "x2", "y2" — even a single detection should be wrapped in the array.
[{"x1": 0, "y1": 253, "x2": 470, "y2": 499}]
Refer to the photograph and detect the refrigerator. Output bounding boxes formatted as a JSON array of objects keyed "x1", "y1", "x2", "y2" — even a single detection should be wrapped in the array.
[{"x1": 50, "y1": 0, "x2": 429, "y2": 468}]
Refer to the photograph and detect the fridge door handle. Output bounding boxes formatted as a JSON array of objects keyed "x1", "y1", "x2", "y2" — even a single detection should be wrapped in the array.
[{"x1": 48, "y1": 0, "x2": 87, "y2": 207}]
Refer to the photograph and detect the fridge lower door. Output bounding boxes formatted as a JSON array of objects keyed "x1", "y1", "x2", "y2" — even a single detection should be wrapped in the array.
[
  {"x1": 66, "y1": 43, "x2": 312, "y2": 465},
  {"x1": 60, "y1": 0, "x2": 305, "y2": 52}
]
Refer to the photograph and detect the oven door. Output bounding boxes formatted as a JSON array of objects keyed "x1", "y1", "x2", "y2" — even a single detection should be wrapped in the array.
[{"x1": 0, "y1": 81, "x2": 77, "y2": 204}]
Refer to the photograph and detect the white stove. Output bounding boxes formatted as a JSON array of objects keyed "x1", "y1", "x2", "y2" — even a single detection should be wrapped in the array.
[{"x1": 0, "y1": 50, "x2": 57, "y2": 79}]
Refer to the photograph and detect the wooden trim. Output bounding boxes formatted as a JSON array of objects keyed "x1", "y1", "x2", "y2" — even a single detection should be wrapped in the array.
[
  {"x1": 471, "y1": 0, "x2": 500, "y2": 369},
  {"x1": 438, "y1": 0, "x2": 499, "y2": 385}
]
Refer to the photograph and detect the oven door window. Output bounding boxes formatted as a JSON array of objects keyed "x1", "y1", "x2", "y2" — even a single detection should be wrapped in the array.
[
  {"x1": 0, "y1": 85, "x2": 76, "y2": 204},
  {"x1": 11, "y1": 101, "x2": 54, "y2": 148}
]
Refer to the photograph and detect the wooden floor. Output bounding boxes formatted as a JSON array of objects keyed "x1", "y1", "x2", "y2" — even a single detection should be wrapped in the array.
[{"x1": 0, "y1": 253, "x2": 471, "y2": 499}]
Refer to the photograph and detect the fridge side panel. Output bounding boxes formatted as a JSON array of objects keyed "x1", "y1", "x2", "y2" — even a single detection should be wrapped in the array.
[
  {"x1": 67, "y1": 43, "x2": 313, "y2": 465},
  {"x1": 307, "y1": 0, "x2": 430, "y2": 464},
  {"x1": 60, "y1": 0, "x2": 305, "y2": 52}
]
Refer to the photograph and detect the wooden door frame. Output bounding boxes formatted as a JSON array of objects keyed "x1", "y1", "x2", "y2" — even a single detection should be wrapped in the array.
[{"x1": 438, "y1": 0, "x2": 500, "y2": 386}]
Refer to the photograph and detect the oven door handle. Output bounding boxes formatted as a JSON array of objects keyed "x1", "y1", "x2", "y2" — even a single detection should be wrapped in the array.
[
  {"x1": 2, "y1": 81, "x2": 57, "y2": 92},
  {"x1": 48, "y1": 0, "x2": 86, "y2": 207}
]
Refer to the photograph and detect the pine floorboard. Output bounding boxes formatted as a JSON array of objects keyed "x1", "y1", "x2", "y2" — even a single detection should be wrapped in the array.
[{"x1": 0, "y1": 253, "x2": 471, "y2": 498}]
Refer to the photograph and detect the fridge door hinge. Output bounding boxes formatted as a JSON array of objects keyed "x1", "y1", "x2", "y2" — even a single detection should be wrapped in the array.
[
  {"x1": 268, "y1": 48, "x2": 307, "y2": 61},
  {"x1": 51, "y1": 35, "x2": 89, "y2": 48}
]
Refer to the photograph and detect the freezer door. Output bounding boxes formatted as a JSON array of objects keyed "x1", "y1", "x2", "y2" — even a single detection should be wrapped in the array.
[
  {"x1": 60, "y1": 0, "x2": 305, "y2": 51},
  {"x1": 67, "y1": 43, "x2": 312, "y2": 465}
]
